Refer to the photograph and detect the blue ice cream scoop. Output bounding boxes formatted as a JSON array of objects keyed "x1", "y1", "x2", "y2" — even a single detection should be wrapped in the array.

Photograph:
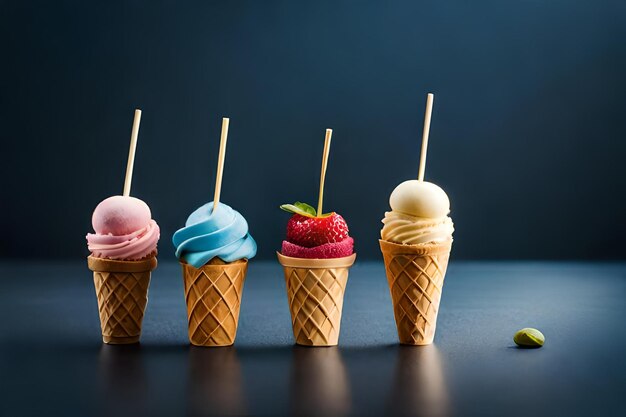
[{"x1": 173, "y1": 202, "x2": 257, "y2": 268}]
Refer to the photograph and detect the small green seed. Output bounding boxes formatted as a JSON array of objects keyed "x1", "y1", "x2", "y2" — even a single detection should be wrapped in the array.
[{"x1": 514, "y1": 328, "x2": 545, "y2": 348}]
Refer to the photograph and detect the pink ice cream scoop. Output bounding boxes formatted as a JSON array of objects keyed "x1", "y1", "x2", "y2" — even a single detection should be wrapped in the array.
[
  {"x1": 281, "y1": 237, "x2": 354, "y2": 259},
  {"x1": 87, "y1": 196, "x2": 160, "y2": 260}
]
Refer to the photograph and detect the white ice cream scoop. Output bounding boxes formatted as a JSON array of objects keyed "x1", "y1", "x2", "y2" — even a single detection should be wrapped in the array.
[{"x1": 389, "y1": 180, "x2": 450, "y2": 218}]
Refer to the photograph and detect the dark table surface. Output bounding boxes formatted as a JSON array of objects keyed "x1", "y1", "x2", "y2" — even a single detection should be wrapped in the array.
[{"x1": 1, "y1": 260, "x2": 625, "y2": 417}]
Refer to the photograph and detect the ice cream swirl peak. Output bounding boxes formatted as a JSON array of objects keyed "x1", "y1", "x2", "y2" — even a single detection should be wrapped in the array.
[{"x1": 172, "y1": 202, "x2": 257, "y2": 268}]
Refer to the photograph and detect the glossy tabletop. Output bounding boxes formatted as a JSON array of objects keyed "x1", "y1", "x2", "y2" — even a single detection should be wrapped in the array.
[{"x1": 1, "y1": 261, "x2": 624, "y2": 416}]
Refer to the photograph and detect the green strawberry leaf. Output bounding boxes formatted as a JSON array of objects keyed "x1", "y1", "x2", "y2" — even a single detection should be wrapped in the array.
[
  {"x1": 280, "y1": 202, "x2": 336, "y2": 218},
  {"x1": 294, "y1": 202, "x2": 317, "y2": 216},
  {"x1": 280, "y1": 202, "x2": 317, "y2": 217}
]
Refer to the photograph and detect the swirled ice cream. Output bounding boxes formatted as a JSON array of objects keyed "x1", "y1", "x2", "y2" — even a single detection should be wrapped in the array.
[
  {"x1": 86, "y1": 195, "x2": 160, "y2": 260},
  {"x1": 381, "y1": 180, "x2": 453, "y2": 245},
  {"x1": 172, "y1": 202, "x2": 257, "y2": 268}
]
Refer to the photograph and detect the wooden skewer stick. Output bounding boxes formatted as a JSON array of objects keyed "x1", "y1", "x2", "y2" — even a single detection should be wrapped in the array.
[
  {"x1": 123, "y1": 109, "x2": 142, "y2": 197},
  {"x1": 317, "y1": 129, "x2": 333, "y2": 217},
  {"x1": 417, "y1": 93, "x2": 434, "y2": 182},
  {"x1": 213, "y1": 117, "x2": 230, "y2": 212}
]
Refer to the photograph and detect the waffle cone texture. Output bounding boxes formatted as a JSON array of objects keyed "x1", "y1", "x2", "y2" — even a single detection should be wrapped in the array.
[
  {"x1": 181, "y1": 258, "x2": 248, "y2": 347},
  {"x1": 88, "y1": 255, "x2": 157, "y2": 344},
  {"x1": 379, "y1": 239, "x2": 452, "y2": 345},
  {"x1": 277, "y1": 252, "x2": 356, "y2": 346}
]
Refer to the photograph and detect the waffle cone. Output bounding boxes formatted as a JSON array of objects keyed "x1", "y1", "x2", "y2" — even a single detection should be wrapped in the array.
[
  {"x1": 181, "y1": 258, "x2": 248, "y2": 347},
  {"x1": 277, "y1": 252, "x2": 356, "y2": 346},
  {"x1": 379, "y1": 239, "x2": 452, "y2": 345},
  {"x1": 88, "y1": 255, "x2": 157, "y2": 344}
]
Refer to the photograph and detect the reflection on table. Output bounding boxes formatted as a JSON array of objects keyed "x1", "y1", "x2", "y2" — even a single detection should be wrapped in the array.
[
  {"x1": 387, "y1": 345, "x2": 450, "y2": 417},
  {"x1": 290, "y1": 346, "x2": 351, "y2": 417},
  {"x1": 187, "y1": 346, "x2": 247, "y2": 416},
  {"x1": 97, "y1": 344, "x2": 149, "y2": 416}
]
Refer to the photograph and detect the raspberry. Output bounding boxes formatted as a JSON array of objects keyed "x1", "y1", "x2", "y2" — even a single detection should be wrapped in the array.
[
  {"x1": 282, "y1": 237, "x2": 354, "y2": 259},
  {"x1": 286, "y1": 213, "x2": 349, "y2": 248}
]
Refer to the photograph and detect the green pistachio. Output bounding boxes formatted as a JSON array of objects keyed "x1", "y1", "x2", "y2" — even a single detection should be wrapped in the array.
[{"x1": 514, "y1": 328, "x2": 545, "y2": 348}]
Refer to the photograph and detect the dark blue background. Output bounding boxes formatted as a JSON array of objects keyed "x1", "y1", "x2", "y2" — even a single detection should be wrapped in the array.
[{"x1": 1, "y1": 0, "x2": 625, "y2": 261}]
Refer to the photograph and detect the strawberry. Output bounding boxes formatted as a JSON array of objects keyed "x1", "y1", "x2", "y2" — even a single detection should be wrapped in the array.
[
  {"x1": 280, "y1": 202, "x2": 349, "y2": 248},
  {"x1": 286, "y1": 213, "x2": 349, "y2": 247}
]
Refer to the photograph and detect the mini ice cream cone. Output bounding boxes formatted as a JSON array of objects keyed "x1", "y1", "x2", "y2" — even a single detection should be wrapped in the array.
[
  {"x1": 277, "y1": 252, "x2": 356, "y2": 346},
  {"x1": 181, "y1": 258, "x2": 248, "y2": 347},
  {"x1": 88, "y1": 255, "x2": 157, "y2": 344},
  {"x1": 379, "y1": 239, "x2": 452, "y2": 345}
]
